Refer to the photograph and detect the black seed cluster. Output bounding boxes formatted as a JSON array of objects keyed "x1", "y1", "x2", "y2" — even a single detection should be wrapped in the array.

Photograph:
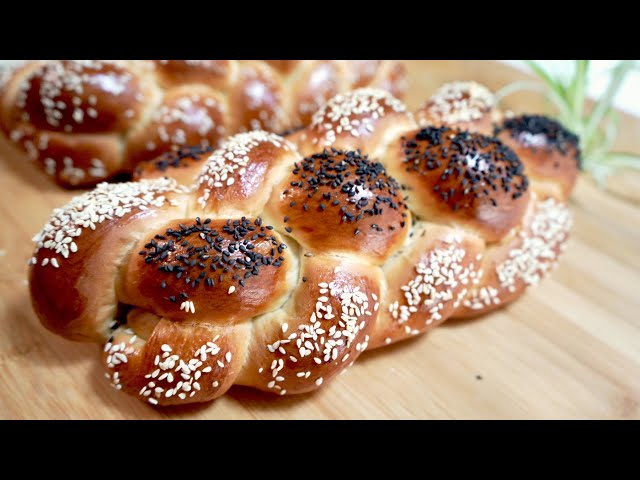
[
  {"x1": 495, "y1": 114, "x2": 582, "y2": 169},
  {"x1": 139, "y1": 217, "x2": 286, "y2": 303},
  {"x1": 283, "y1": 148, "x2": 408, "y2": 235},
  {"x1": 137, "y1": 145, "x2": 214, "y2": 174},
  {"x1": 402, "y1": 126, "x2": 529, "y2": 210}
]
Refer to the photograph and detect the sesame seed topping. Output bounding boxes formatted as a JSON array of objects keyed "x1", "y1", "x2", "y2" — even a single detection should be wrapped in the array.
[
  {"x1": 496, "y1": 198, "x2": 571, "y2": 290},
  {"x1": 421, "y1": 81, "x2": 494, "y2": 125},
  {"x1": 179, "y1": 300, "x2": 196, "y2": 314},
  {"x1": 31, "y1": 178, "x2": 186, "y2": 268},
  {"x1": 463, "y1": 198, "x2": 571, "y2": 310},
  {"x1": 196, "y1": 130, "x2": 294, "y2": 208},
  {"x1": 259, "y1": 277, "x2": 373, "y2": 393},
  {"x1": 14, "y1": 60, "x2": 136, "y2": 132},
  {"x1": 309, "y1": 88, "x2": 407, "y2": 147},
  {"x1": 106, "y1": 336, "x2": 227, "y2": 405},
  {"x1": 389, "y1": 236, "x2": 476, "y2": 328}
]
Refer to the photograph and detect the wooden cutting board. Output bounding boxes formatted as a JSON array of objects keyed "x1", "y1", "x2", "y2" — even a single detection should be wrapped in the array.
[{"x1": 1, "y1": 61, "x2": 639, "y2": 419}]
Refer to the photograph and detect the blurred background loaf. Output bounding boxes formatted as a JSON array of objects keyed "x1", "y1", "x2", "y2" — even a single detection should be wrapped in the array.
[{"x1": 0, "y1": 60, "x2": 406, "y2": 188}]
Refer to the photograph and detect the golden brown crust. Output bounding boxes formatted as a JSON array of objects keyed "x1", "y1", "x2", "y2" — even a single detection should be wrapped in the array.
[
  {"x1": 193, "y1": 131, "x2": 298, "y2": 217},
  {"x1": 265, "y1": 149, "x2": 411, "y2": 264},
  {"x1": 265, "y1": 60, "x2": 302, "y2": 74},
  {"x1": 229, "y1": 62, "x2": 286, "y2": 133},
  {"x1": 494, "y1": 115, "x2": 580, "y2": 201},
  {"x1": 153, "y1": 60, "x2": 234, "y2": 90},
  {"x1": 385, "y1": 127, "x2": 530, "y2": 243},
  {"x1": 291, "y1": 61, "x2": 348, "y2": 126},
  {"x1": 119, "y1": 217, "x2": 295, "y2": 325},
  {"x1": 238, "y1": 255, "x2": 381, "y2": 395},
  {"x1": 125, "y1": 85, "x2": 228, "y2": 168},
  {"x1": 368, "y1": 61, "x2": 408, "y2": 101},
  {"x1": 29, "y1": 179, "x2": 188, "y2": 341},
  {"x1": 132, "y1": 145, "x2": 213, "y2": 186},
  {"x1": 346, "y1": 60, "x2": 383, "y2": 88},
  {"x1": 370, "y1": 223, "x2": 485, "y2": 349},
  {"x1": 0, "y1": 62, "x2": 43, "y2": 136},
  {"x1": 31, "y1": 131, "x2": 123, "y2": 188},
  {"x1": 1, "y1": 60, "x2": 407, "y2": 188},
  {"x1": 416, "y1": 81, "x2": 496, "y2": 135},
  {"x1": 11, "y1": 60, "x2": 148, "y2": 134}
]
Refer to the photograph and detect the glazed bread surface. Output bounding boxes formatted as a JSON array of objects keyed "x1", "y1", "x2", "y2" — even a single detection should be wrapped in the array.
[{"x1": 29, "y1": 84, "x2": 580, "y2": 406}]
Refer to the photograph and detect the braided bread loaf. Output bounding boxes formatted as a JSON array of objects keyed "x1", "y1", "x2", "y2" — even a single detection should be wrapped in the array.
[
  {"x1": 28, "y1": 83, "x2": 580, "y2": 406},
  {"x1": 0, "y1": 60, "x2": 406, "y2": 188}
]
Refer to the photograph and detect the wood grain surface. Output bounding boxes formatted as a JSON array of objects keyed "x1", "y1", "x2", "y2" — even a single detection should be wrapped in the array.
[{"x1": 0, "y1": 60, "x2": 638, "y2": 419}]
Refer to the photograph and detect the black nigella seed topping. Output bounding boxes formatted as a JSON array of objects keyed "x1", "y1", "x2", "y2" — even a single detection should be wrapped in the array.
[
  {"x1": 494, "y1": 114, "x2": 582, "y2": 169},
  {"x1": 140, "y1": 217, "x2": 286, "y2": 303},
  {"x1": 402, "y1": 126, "x2": 529, "y2": 211},
  {"x1": 283, "y1": 149, "x2": 408, "y2": 232}
]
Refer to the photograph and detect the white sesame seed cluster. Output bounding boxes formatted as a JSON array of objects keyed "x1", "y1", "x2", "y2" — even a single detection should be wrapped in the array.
[
  {"x1": 196, "y1": 130, "x2": 294, "y2": 208},
  {"x1": 308, "y1": 88, "x2": 408, "y2": 147},
  {"x1": 420, "y1": 81, "x2": 495, "y2": 125},
  {"x1": 462, "y1": 197, "x2": 572, "y2": 311},
  {"x1": 149, "y1": 94, "x2": 226, "y2": 146},
  {"x1": 388, "y1": 240, "x2": 483, "y2": 333},
  {"x1": 14, "y1": 60, "x2": 129, "y2": 130},
  {"x1": 29, "y1": 178, "x2": 187, "y2": 269},
  {"x1": 105, "y1": 333, "x2": 234, "y2": 404},
  {"x1": 496, "y1": 197, "x2": 571, "y2": 291},
  {"x1": 1, "y1": 60, "x2": 406, "y2": 188},
  {"x1": 261, "y1": 280, "x2": 372, "y2": 396},
  {"x1": 461, "y1": 285, "x2": 502, "y2": 311}
]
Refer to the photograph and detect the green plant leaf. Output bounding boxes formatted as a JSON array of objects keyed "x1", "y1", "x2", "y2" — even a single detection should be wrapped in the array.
[
  {"x1": 494, "y1": 80, "x2": 544, "y2": 105},
  {"x1": 583, "y1": 60, "x2": 634, "y2": 142},
  {"x1": 524, "y1": 60, "x2": 572, "y2": 118},
  {"x1": 570, "y1": 60, "x2": 590, "y2": 120}
]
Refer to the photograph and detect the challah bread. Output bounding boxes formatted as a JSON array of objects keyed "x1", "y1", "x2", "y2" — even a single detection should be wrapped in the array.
[
  {"x1": 1, "y1": 60, "x2": 406, "y2": 188},
  {"x1": 29, "y1": 85, "x2": 580, "y2": 406}
]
